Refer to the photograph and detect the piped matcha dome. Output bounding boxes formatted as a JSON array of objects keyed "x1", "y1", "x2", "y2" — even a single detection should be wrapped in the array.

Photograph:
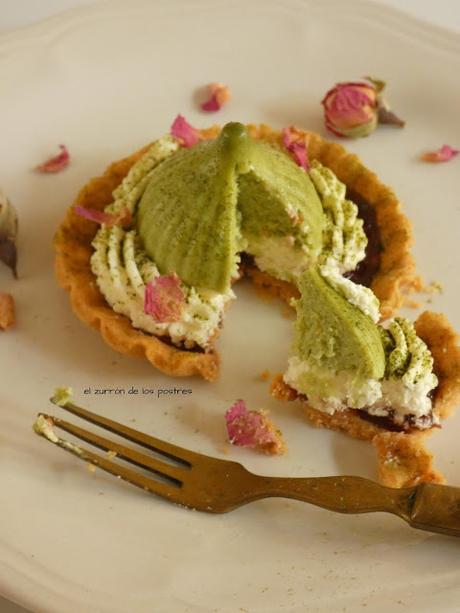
[
  {"x1": 138, "y1": 123, "x2": 245, "y2": 293},
  {"x1": 137, "y1": 123, "x2": 325, "y2": 292}
]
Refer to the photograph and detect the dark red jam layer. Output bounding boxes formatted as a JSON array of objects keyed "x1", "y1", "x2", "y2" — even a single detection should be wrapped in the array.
[
  {"x1": 345, "y1": 191, "x2": 382, "y2": 287},
  {"x1": 355, "y1": 408, "x2": 438, "y2": 433}
]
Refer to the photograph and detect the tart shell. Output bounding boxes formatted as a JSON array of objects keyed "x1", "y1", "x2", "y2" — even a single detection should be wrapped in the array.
[
  {"x1": 270, "y1": 310, "x2": 460, "y2": 488},
  {"x1": 55, "y1": 124, "x2": 419, "y2": 379}
]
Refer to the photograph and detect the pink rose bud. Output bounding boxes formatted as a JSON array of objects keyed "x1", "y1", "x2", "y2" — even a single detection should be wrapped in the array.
[{"x1": 322, "y1": 82, "x2": 378, "y2": 138}]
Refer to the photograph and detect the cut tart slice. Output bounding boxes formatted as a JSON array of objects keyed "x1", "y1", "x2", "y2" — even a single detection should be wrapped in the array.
[
  {"x1": 55, "y1": 122, "x2": 420, "y2": 379},
  {"x1": 237, "y1": 133, "x2": 325, "y2": 283},
  {"x1": 271, "y1": 266, "x2": 460, "y2": 487},
  {"x1": 243, "y1": 125, "x2": 420, "y2": 317}
]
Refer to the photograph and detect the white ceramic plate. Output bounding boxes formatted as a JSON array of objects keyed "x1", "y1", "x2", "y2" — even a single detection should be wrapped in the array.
[{"x1": 1, "y1": 1, "x2": 460, "y2": 611}]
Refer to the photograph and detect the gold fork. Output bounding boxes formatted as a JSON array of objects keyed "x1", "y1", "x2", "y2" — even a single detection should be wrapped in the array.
[{"x1": 33, "y1": 397, "x2": 460, "y2": 538}]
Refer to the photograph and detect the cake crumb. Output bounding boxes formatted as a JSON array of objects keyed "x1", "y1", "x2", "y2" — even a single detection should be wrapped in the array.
[
  {"x1": 423, "y1": 281, "x2": 443, "y2": 294},
  {"x1": 260, "y1": 370, "x2": 271, "y2": 381},
  {"x1": 373, "y1": 431, "x2": 444, "y2": 487},
  {"x1": 403, "y1": 297, "x2": 422, "y2": 309}
]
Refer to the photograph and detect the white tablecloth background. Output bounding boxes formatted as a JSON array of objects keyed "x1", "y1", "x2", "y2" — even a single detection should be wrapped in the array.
[
  {"x1": 1, "y1": 1, "x2": 459, "y2": 611},
  {"x1": 1, "y1": 0, "x2": 460, "y2": 34}
]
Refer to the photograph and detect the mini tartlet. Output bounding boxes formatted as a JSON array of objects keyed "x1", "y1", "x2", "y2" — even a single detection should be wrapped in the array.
[
  {"x1": 55, "y1": 123, "x2": 418, "y2": 379},
  {"x1": 54, "y1": 122, "x2": 460, "y2": 487},
  {"x1": 271, "y1": 287, "x2": 460, "y2": 488}
]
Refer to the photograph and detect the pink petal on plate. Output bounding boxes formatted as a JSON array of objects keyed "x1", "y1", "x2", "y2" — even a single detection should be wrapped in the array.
[
  {"x1": 225, "y1": 399, "x2": 286, "y2": 455},
  {"x1": 170, "y1": 115, "x2": 201, "y2": 147},
  {"x1": 35, "y1": 144, "x2": 70, "y2": 173},
  {"x1": 144, "y1": 273, "x2": 185, "y2": 323},
  {"x1": 421, "y1": 144, "x2": 459, "y2": 163},
  {"x1": 282, "y1": 126, "x2": 310, "y2": 170},
  {"x1": 74, "y1": 205, "x2": 132, "y2": 228},
  {"x1": 201, "y1": 83, "x2": 231, "y2": 112}
]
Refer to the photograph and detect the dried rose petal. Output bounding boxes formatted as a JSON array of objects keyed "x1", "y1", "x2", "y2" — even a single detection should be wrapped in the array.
[
  {"x1": 225, "y1": 399, "x2": 286, "y2": 455},
  {"x1": 170, "y1": 115, "x2": 201, "y2": 148},
  {"x1": 144, "y1": 273, "x2": 185, "y2": 323},
  {"x1": 74, "y1": 205, "x2": 132, "y2": 228},
  {"x1": 421, "y1": 145, "x2": 459, "y2": 163},
  {"x1": 0, "y1": 292, "x2": 15, "y2": 330},
  {"x1": 201, "y1": 83, "x2": 231, "y2": 112},
  {"x1": 35, "y1": 144, "x2": 70, "y2": 173},
  {"x1": 0, "y1": 189, "x2": 18, "y2": 278},
  {"x1": 282, "y1": 126, "x2": 310, "y2": 171}
]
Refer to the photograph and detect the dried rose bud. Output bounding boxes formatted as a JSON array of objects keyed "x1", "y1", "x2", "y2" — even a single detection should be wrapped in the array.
[
  {"x1": 322, "y1": 82, "x2": 378, "y2": 138},
  {"x1": 322, "y1": 78, "x2": 404, "y2": 138}
]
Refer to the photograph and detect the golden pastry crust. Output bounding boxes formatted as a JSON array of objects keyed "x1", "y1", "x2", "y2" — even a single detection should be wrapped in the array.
[
  {"x1": 270, "y1": 310, "x2": 460, "y2": 488},
  {"x1": 415, "y1": 311, "x2": 460, "y2": 419},
  {"x1": 372, "y1": 431, "x2": 444, "y2": 488},
  {"x1": 55, "y1": 124, "x2": 418, "y2": 379}
]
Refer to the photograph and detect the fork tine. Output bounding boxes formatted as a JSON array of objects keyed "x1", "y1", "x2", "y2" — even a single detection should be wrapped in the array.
[
  {"x1": 35, "y1": 424, "x2": 186, "y2": 505},
  {"x1": 43, "y1": 413, "x2": 186, "y2": 486},
  {"x1": 51, "y1": 399, "x2": 199, "y2": 466}
]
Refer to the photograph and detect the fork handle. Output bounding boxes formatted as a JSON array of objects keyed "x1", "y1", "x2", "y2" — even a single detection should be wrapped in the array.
[
  {"x1": 407, "y1": 483, "x2": 460, "y2": 537},
  {"x1": 254, "y1": 475, "x2": 460, "y2": 537}
]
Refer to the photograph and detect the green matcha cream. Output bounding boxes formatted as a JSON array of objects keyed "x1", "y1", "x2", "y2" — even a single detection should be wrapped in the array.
[
  {"x1": 92, "y1": 122, "x2": 357, "y2": 349},
  {"x1": 137, "y1": 123, "x2": 326, "y2": 290}
]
